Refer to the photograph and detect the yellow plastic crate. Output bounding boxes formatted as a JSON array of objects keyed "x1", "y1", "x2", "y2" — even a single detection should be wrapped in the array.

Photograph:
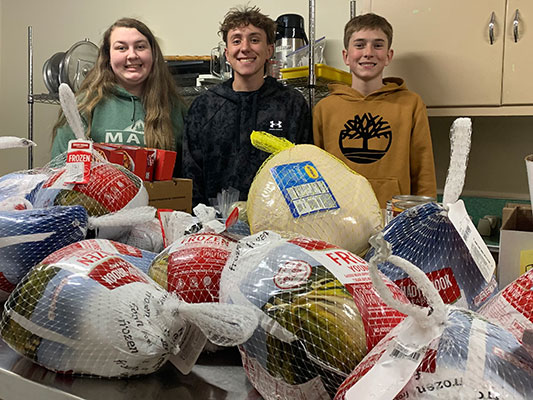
[{"x1": 281, "y1": 64, "x2": 352, "y2": 86}]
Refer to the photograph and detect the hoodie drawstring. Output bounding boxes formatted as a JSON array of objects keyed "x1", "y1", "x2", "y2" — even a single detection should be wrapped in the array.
[{"x1": 130, "y1": 97, "x2": 135, "y2": 121}]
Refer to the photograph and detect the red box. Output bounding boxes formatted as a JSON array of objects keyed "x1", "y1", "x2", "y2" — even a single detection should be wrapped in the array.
[
  {"x1": 93, "y1": 143, "x2": 123, "y2": 165},
  {"x1": 101, "y1": 143, "x2": 150, "y2": 181},
  {"x1": 154, "y1": 149, "x2": 177, "y2": 181}
]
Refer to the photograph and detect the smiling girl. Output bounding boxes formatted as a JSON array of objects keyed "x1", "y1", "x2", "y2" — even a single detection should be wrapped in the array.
[{"x1": 51, "y1": 18, "x2": 187, "y2": 173}]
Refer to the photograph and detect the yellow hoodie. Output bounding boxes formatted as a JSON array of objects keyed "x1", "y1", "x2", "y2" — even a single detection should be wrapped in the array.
[{"x1": 313, "y1": 77, "x2": 437, "y2": 208}]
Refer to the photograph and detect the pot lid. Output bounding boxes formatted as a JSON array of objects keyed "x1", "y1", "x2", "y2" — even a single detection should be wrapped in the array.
[{"x1": 59, "y1": 39, "x2": 99, "y2": 92}]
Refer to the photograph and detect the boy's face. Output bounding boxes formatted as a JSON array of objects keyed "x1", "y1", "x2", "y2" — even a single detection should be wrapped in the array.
[
  {"x1": 225, "y1": 24, "x2": 274, "y2": 84},
  {"x1": 343, "y1": 28, "x2": 393, "y2": 84}
]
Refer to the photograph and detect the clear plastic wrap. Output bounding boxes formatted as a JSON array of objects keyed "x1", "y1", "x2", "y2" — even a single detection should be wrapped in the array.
[
  {"x1": 366, "y1": 117, "x2": 497, "y2": 310},
  {"x1": 0, "y1": 205, "x2": 88, "y2": 301},
  {"x1": 149, "y1": 232, "x2": 238, "y2": 303},
  {"x1": 335, "y1": 233, "x2": 533, "y2": 400},
  {"x1": 480, "y1": 269, "x2": 533, "y2": 354},
  {"x1": 0, "y1": 239, "x2": 258, "y2": 377},
  {"x1": 219, "y1": 231, "x2": 408, "y2": 399},
  {"x1": 28, "y1": 153, "x2": 150, "y2": 240},
  {"x1": 247, "y1": 131, "x2": 383, "y2": 256},
  {"x1": 366, "y1": 202, "x2": 498, "y2": 310}
]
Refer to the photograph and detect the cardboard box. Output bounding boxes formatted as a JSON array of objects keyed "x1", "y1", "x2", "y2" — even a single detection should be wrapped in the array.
[
  {"x1": 144, "y1": 178, "x2": 192, "y2": 213},
  {"x1": 498, "y1": 204, "x2": 533, "y2": 288}
]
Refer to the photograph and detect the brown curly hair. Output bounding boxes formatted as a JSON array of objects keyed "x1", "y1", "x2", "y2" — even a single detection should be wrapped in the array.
[{"x1": 219, "y1": 5, "x2": 276, "y2": 45}]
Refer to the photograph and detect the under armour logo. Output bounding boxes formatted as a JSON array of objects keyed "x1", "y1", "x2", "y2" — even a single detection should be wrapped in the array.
[{"x1": 269, "y1": 120, "x2": 283, "y2": 130}]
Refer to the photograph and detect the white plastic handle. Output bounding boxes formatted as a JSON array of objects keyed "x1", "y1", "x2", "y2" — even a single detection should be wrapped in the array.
[
  {"x1": 58, "y1": 83, "x2": 85, "y2": 140},
  {"x1": 367, "y1": 233, "x2": 447, "y2": 329}
]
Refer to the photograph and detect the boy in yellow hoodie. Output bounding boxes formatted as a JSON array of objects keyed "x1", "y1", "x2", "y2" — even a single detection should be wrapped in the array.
[{"x1": 313, "y1": 13, "x2": 437, "y2": 208}]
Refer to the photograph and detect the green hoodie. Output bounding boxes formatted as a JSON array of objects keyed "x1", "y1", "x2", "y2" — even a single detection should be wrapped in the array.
[{"x1": 51, "y1": 85, "x2": 187, "y2": 165}]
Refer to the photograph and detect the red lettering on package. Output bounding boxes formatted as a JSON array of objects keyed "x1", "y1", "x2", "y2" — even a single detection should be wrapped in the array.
[
  {"x1": 395, "y1": 267, "x2": 460, "y2": 306},
  {"x1": 89, "y1": 257, "x2": 148, "y2": 289},
  {"x1": 502, "y1": 272, "x2": 533, "y2": 322},
  {"x1": 167, "y1": 233, "x2": 234, "y2": 303}
]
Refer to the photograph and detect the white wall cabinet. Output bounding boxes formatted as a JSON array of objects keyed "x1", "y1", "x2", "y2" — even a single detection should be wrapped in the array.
[{"x1": 370, "y1": 0, "x2": 533, "y2": 110}]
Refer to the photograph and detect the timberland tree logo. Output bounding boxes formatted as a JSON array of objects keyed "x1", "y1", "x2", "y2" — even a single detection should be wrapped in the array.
[{"x1": 339, "y1": 113, "x2": 392, "y2": 164}]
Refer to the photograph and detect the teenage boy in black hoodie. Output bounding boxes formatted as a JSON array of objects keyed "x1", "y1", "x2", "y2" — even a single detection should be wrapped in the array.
[{"x1": 182, "y1": 5, "x2": 312, "y2": 206}]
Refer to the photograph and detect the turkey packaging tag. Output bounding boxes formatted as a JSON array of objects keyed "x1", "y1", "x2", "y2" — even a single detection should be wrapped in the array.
[
  {"x1": 447, "y1": 200, "x2": 495, "y2": 282},
  {"x1": 65, "y1": 140, "x2": 93, "y2": 184},
  {"x1": 167, "y1": 323, "x2": 207, "y2": 374}
]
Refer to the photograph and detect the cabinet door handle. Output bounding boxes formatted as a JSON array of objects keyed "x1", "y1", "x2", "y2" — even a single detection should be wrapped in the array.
[
  {"x1": 513, "y1": 9, "x2": 520, "y2": 42},
  {"x1": 489, "y1": 11, "x2": 496, "y2": 45}
]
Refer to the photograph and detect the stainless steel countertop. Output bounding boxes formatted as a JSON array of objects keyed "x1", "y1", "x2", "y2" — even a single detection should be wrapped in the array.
[{"x1": 0, "y1": 338, "x2": 262, "y2": 400}]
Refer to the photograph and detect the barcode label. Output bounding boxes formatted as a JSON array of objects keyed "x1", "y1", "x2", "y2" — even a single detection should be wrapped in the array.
[{"x1": 390, "y1": 347, "x2": 422, "y2": 362}]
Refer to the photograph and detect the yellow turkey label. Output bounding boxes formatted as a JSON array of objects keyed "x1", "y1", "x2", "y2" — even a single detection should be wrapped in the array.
[{"x1": 270, "y1": 161, "x2": 339, "y2": 218}]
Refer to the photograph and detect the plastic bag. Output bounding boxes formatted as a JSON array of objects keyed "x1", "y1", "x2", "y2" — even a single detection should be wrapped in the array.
[
  {"x1": 149, "y1": 232, "x2": 238, "y2": 303},
  {"x1": 219, "y1": 231, "x2": 408, "y2": 399},
  {"x1": 0, "y1": 239, "x2": 258, "y2": 377},
  {"x1": 247, "y1": 131, "x2": 382, "y2": 256},
  {"x1": 336, "y1": 233, "x2": 533, "y2": 400},
  {"x1": 0, "y1": 205, "x2": 88, "y2": 301}
]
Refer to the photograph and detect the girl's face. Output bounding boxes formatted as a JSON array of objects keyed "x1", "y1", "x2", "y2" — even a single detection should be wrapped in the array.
[{"x1": 109, "y1": 27, "x2": 153, "y2": 96}]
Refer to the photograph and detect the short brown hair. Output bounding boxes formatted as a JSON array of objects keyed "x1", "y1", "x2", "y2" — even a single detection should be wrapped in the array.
[
  {"x1": 219, "y1": 5, "x2": 276, "y2": 45},
  {"x1": 343, "y1": 13, "x2": 393, "y2": 49}
]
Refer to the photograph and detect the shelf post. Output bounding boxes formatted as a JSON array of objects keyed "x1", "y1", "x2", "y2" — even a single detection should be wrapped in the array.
[
  {"x1": 27, "y1": 26, "x2": 34, "y2": 170},
  {"x1": 308, "y1": 0, "x2": 316, "y2": 110}
]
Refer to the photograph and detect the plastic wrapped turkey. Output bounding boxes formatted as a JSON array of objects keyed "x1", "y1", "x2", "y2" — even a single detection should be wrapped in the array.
[
  {"x1": 335, "y1": 233, "x2": 533, "y2": 400},
  {"x1": 479, "y1": 269, "x2": 533, "y2": 353},
  {"x1": 246, "y1": 131, "x2": 383, "y2": 256},
  {"x1": 0, "y1": 205, "x2": 88, "y2": 301},
  {"x1": 149, "y1": 232, "x2": 238, "y2": 303},
  {"x1": 366, "y1": 118, "x2": 497, "y2": 311},
  {"x1": 219, "y1": 231, "x2": 408, "y2": 399},
  {"x1": 0, "y1": 239, "x2": 258, "y2": 377}
]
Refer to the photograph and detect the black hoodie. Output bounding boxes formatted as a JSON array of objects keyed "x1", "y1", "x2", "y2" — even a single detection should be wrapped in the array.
[{"x1": 182, "y1": 76, "x2": 312, "y2": 206}]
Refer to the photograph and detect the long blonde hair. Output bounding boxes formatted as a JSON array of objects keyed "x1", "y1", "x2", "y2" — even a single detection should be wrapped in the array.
[{"x1": 52, "y1": 17, "x2": 182, "y2": 150}]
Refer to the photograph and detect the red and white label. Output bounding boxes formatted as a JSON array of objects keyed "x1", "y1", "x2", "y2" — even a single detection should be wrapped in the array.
[
  {"x1": 303, "y1": 247, "x2": 407, "y2": 351},
  {"x1": 42, "y1": 240, "x2": 142, "y2": 264},
  {"x1": 166, "y1": 233, "x2": 235, "y2": 303},
  {"x1": 88, "y1": 256, "x2": 148, "y2": 290},
  {"x1": 73, "y1": 164, "x2": 137, "y2": 212},
  {"x1": 395, "y1": 268, "x2": 461, "y2": 306},
  {"x1": 274, "y1": 260, "x2": 312, "y2": 289},
  {"x1": 65, "y1": 140, "x2": 93, "y2": 184}
]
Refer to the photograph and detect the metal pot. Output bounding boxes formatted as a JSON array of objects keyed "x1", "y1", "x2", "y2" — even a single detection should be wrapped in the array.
[
  {"x1": 42, "y1": 51, "x2": 65, "y2": 94},
  {"x1": 59, "y1": 39, "x2": 99, "y2": 92}
]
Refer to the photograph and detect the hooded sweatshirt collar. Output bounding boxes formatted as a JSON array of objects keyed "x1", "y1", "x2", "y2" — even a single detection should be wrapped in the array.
[{"x1": 328, "y1": 77, "x2": 406, "y2": 101}]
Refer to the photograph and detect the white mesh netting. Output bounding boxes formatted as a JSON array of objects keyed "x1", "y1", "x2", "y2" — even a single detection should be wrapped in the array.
[
  {"x1": 0, "y1": 239, "x2": 257, "y2": 377},
  {"x1": 0, "y1": 205, "x2": 88, "y2": 301},
  {"x1": 247, "y1": 135, "x2": 383, "y2": 256},
  {"x1": 366, "y1": 202, "x2": 498, "y2": 310},
  {"x1": 219, "y1": 231, "x2": 408, "y2": 399},
  {"x1": 149, "y1": 232, "x2": 238, "y2": 303},
  {"x1": 479, "y1": 269, "x2": 533, "y2": 355},
  {"x1": 335, "y1": 233, "x2": 533, "y2": 400}
]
